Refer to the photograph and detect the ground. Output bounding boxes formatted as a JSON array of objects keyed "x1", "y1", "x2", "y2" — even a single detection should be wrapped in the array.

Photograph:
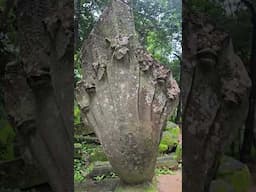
[{"x1": 157, "y1": 170, "x2": 181, "y2": 192}]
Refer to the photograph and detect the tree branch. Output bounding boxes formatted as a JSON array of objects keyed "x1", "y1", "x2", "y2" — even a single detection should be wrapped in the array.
[{"x1": 173, "y1": 53, "x2": 182, "y2": 63}]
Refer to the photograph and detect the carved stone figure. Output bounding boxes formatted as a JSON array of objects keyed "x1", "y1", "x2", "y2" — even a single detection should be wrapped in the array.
[
  {"x1": 2, "y1": 0, "x2": 73, "y2": 191},
  {"x1": 76, "y1": 0, "x2": 179, "y2": 185},
  {"x1": 182, "y1": 8, "x2": 251, "y2": 192}
]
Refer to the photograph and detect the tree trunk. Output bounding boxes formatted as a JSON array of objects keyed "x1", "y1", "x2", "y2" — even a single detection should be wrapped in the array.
[
  {"x1": 76, "y1": 0, "x2": 179, "y2": 185},
  {"x1": 3, "y1": 0, "x2": 74, "y2": 191},
  {"x1": 182, "y1": 7, "x2": 251, "y2": 192}
]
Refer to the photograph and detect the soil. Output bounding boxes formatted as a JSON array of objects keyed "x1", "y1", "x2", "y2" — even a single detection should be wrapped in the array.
[
  {"x1": 157, "y1": 170, "x2": 182, "y2": 192},
  {"x1": 76, "y1": 171, "x2": 182, "y2": 192}
]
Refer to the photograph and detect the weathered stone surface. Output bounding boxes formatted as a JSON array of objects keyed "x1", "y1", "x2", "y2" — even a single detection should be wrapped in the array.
[
  {"x1": 209, "y1": 156, "x2": 253, "y2": 192},
  {"x1": 4, "y1": 61, "x2": 36, "y2": 162},
  {"x1": 216, "y1": 156, "x2": 252, "y2": 192},
  {"x1": 76, "y1": 0, "x2": 179, "y2": 185},
  {"x1": 75, "y1": 123, "x2": 95, "y2": 136},
  {"x1": 182, "y1": 8, "x2": 251, "y2": 192},
  {"x1": 114, "y1": 178, "x2": 157, "y2": 192},
  {"x1": 75, "y1": 178, "x2": 119, "y2": 192},
  {"x1": 210, "y1": 179, "x2": 235, "y2": 192},
  {"x1": 0, "y1": 158, "x2": 47, "y2": 189},
  {"x1": 86, "y1": 154, "x2": 178, "y2": 179},
  {"x1": 1, "y1": 1, "x2": 74, "y2": 191}
]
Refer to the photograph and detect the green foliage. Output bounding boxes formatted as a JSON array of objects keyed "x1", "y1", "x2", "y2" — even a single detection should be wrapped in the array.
[
  {"x1": 74, "y1": 101, "x2": 81, "y2": 126},
  {"x1": 74, "y1": 52, "x2": 83, "y2": 83},
  {"x1": 76, "y1": 0, "x2": 110, "y2": 50},
  {"x1": 92, "y1": 171, "x2": 118, "y2": 182},
  {"x1": 93, "y1": 174, "x2": 105, "y2": 182},
  {"x1": 158, "y1": 121, "x2": 182, "y2": 163},
  {"x1": 89, "y1": 147, "x2": 108, "y2": 162},
  {"x1": 75, "y1": 0, "x2": 181, "y2": 82},
  {"x1": 187, "y1": 0, "x2": 252, "y2": 61},
  {"x1": 74, "y1": 139, "x2": 117, "y2": 183},
  {"x1": 115, "y1": 179, "x2": 157, "y2": 192},
  {"x1": 74, "y1": 141, "x2": 104, "y2": 182},
  {"x1": 0, "y1": 121, "x2": 15, "y2": 160},
  {"x1": 158, "y1": 143, "x2": 168, "y2": 153},
  {"x1": 155, "y1": 167, "x2": 173, "y2": 176},
  {"x1": 174, "y1": 143, "x2": 182, "y2": 162},
  {"x1": 0, "y1": 105, "x2": 15, "y2": 161},
  {"x1": 74, "y1": 141, "x2": 91, "y2": 182},
  {"x1": 0, "y1": 0, "x2": 18, "y2": 162},
  {"x1": 158, "y1": 121, "x2": 180, "y2": 153},
  {"x1": 169, "y1": 59, "x2": 180, "y2": 83},
  {"x1": 165, "y1": 121, "x2": 179, "y2": 132},
  {"x1": 0, "y1": 0, "x2": 18, "y2": 56},
  {"x1": 134, "y1": 0, "x2": 181, "y2": 81},
  {"x1": 74, "y1": 158, "x2": 94, "y2": 182},
  {"x1": 74, "y1": 140, "x2": 109, "y2": 182},
  {"x1": 160, "y1": 132, "x2": 174, "y2": 148}
]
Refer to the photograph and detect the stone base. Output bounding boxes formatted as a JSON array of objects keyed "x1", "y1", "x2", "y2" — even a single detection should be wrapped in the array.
[
  {"x1": 114, "y1": 178, "x2": 157, "y2": 192},
  {"x1": 75, "y1": 178, "x2": 119, "y2": 192},
  {"x1": 0, "y1": 158, "x2": 47, "y2": 189}
]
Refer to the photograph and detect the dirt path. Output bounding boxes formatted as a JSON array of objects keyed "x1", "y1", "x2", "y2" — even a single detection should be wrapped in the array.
[
  {"x1": 156, "y1": 168, "x2": 256, "y2": 192},
  {"x1": 157, "y1": 171, "x2": 182, "y2": 192}
]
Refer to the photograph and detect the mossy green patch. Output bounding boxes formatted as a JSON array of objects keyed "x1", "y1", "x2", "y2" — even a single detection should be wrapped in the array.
[
  {"x1": 158, "y1": 143, "x2": 168, "y2": 153},
  {"x1": 74, "y1": 101, "x2": 81, "y2": 126},
  {"x1": 89, "y1": 147, "x2": 108, "y2": 162},
  {"x1": 216, "y1": 156, "x2": 252, "y2": 192},
  {"x1": 210, "y1": 179, "x2": 235, "y2": 192},
  {"x1": 158, "y1": 123, "x2": 180, "y2": 153},
  {"x1": 0, "y1": 108, "x2": 15, "y2": 160},
  {"x1": 165, "y1": 121, "x2": 179, "y2": 130}
]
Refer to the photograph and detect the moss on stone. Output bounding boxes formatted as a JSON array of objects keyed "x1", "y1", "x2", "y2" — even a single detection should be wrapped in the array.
[
  {"x1": 165, "y1": 121, "x2": 179, "y2": 130},
  {"x1": 0, "y1": 114, "x2": 15, "y2": 160},
  {"x1": 89, "y1": 147, "x2": 108, "y2": 162},
  {"x1": 216, "y1": 156, "x2": 252, "y2": 192},
  {"x1": 158, "y1": 122, "x2": 180, "y2": 153},
  {"x1": 158, "y1": 143, "x2": 168, "y2": 153},
  {"x1": 209, "y1": 179, "x2": 235, "y2": 192},
  {"x1": 114, "y1": 178, "x2": 157, "y2": 192}
]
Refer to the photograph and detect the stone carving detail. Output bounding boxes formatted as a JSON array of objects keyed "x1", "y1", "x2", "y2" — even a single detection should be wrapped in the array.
[
  {"x1": 2, "y1": 0, "x2": 74, "y2": 191},
  {"x1": 182, "y1": 8, "x2": 251, "y2": 192}
]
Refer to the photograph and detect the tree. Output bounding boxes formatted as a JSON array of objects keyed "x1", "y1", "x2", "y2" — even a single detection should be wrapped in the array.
[{"x1": 75, "y1": 0, "x2": 181, "y2": 80}]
